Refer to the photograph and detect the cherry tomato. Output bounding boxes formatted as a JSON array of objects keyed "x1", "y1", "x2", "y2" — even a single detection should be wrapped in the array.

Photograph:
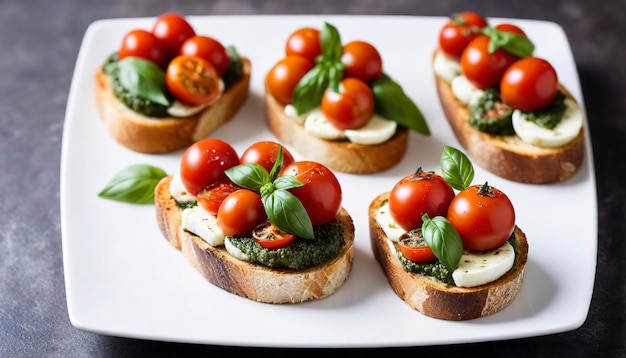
[
  {"x1": 321, "y1": 78, "x2": 374, "y2": 130},
  {"x1": 388, "y1": 169, "x2": 455, "y2": 232},
  {"x1": 460, "y1": 35, "x2": 518, "y2": 90},
  {"x1": 495, "y1": 23, "x2": 526, "y2": 36},
  {"x1": 447, "y1": 183, "x2": 515, "y2": 252},
  {"x1": 196, "y1": 180, "x2": 240, "y2": 215},
  {"x1": 500, "y1": 57, "x2": 559, "y2": 112},
  {"x1": 252, "y1": 220, "x2": 297, "y2": 250},
  {"x1": 151, "y1": 12, "x2": 196, "y2": 59},
  {"x1": 285, "y1": 27, "x2": 322, "y2": 64},
  {"x1": 180, "y1": 138, "x2": 240, "y2": 196},
  {"x1": 118, "y1": 29, "x2": 168, "y2": 68},
  {"x1": 438, "y1": 11, "x2": 489, "y2": 59},
  {"x1": 280, "y1": 161, "x2": 342, "y2": 226},
  {"x1": 218, "y1": 189, "x2": 267, "y2": 237},
  {"x1": 266, "y1": 55, "x2": 314, "y2": 106},
  {"x1": 340, "y1": 41, "x2": 383, "y2": 83},
  {"x1": 398, "y1": 230, "x2": 437, "y2": 263},
  {"x1": 179, "y1": 35, "x2": 230, "y2": 76},
  {"x1": 166, "y1": 55, "x2": 221, "y2": 105},
  {"x1": 240, "y1": 141, "x2": 296, "y2": 173}
]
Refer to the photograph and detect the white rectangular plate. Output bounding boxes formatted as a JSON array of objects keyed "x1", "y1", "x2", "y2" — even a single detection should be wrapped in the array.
[{"x1": 61, "y1": 15, "x2": 596, "y2": 348}]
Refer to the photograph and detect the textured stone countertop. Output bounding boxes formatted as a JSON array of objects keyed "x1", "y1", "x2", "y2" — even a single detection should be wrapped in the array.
[{"x1": 1, "y1": 0, "x2": 624, "y2": 356}]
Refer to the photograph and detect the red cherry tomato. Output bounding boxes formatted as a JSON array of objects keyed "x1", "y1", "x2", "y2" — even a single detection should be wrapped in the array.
[
  {"x1": 240, "y1": 141, "x2": 296, "y2": 173},
  {"x1": 460, "y1": 35, "x2": 518, "y2": 90},
  {"x1": 151, "y1": 12, "x2": 196, "y2": 59},
  {"x1": 180, "y1": 138, "x2": 240, "y2": 196},
  {"x1": 196, "y1": 180, "x2": 240, "y2": 215},
  {"x1": 398, "y1": 230, "x2": 437, "y2": 263},
  {"x1": 438, "y1": 11, "x2": 489, "y2": 59},
  {"x1": 218, "y1": 189, "x2": 267, "y2": 237},
  {"x1": 266, "y1": 55, "x2": 314, "y2": 106},
  {"x1": 280, "y1": 161, "x2": 342, "y2": 226},
  {"x1": 252, "y1": 220, "x2": 297, "y2": 250},
  {"x1": 388, "y1": 169, "x2": 455, "y2": 232},
  {"x1": 447, "y1": 183, "x2": 515, "y2": 252},
  {"x1": 500, "y1": 57, "x2": 559, "y2": 112},
  {"x1": 321, "y1": 77, "x2": 374, "y2": 130},
  {"x1": 118, "y1": 29, "x2": 168, "y2": 68},
  {"x1": 285, "y1": 27, "x2": 322, "y2": 64},
  {"x1": 166, "y1": 55, "x2": 221, "y2": 105},
  {"x1": 495, "y1": 23, "x2": 526, "y2": 36},
  {"x1": 179, "y1": 35, "x2": 230, "y2": 76},
  {"x1": 340, "y1": 41, "x2": 383, "y2": 83}
]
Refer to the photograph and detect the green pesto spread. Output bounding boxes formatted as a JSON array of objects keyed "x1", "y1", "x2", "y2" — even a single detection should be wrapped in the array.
[
  {"x1": 102, "y1": 46, "x2": 245, "y2": 118},
  {"x1": 522, "y1": 91, "x2": 566, "y2": 130},
  {"x1": 227, "y1": 219, "x2": 345, "y2": 270},
  {"x1": 469, "y1": 88, "x2": 515, "y2": 135}
]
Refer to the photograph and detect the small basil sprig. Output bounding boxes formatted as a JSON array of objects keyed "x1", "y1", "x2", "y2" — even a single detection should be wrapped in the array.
[
  {"x1": 371, "y1": 76, "x2": 430, "y2": 135},
  {"x1": 225, "y1": 148, "x2": 315, "y2": 239},
  {"x1": 482, "y1": 26, "x2": 535, "y2": 58},
  {"x1": 114, "y1": 57, "x2": 170, "y2": 106},
  {"x1": 440, "y1": 145, "x2": 474, "y2": 190},
  {"x1": 98, "y1": 164, "x2": 167, "y2": 204},
  {"x1": 421, "y1": 214, "x2": 463, "y2": 271}
]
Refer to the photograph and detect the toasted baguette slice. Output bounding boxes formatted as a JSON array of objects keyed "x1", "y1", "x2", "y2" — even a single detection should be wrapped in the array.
[
  {"x1": 369, "y1": 192, "x2": 529, "y2": 320},
  {"x1": 155, "y1": 175, "x2": 355, "y2": 304},
  {"x1": 264, "y1": 84, "x2": 409, "y2": 174},
  {"x1": 94, "y1": 58, "x2": 251, "y2": 154},
  {"x1": 433, "y1": 50, "x2": 584, "y2": 184}
]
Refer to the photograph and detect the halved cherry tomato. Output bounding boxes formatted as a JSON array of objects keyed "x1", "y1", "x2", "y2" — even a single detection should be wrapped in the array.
[
  {"x1": 500, "y1": 57, "x2": 559, "y2": 112},
  {"x1": 118, "y1": 29, "x2": 168, "y2": 68},
  {"x1": 166, "y1": 55, "x2": 222, "y2": 105},
  {"x1": 398, "y1": 229, "x2": 437, "y2": 263},
  {"x1": 151, "y1": 12, "x2": 196, "y2": 59},
  {"x1": 179, "y1": 35, "x2": 230, "y2": 76},
  {"x1": 196, "y1": 180, "x2": 240, "y2": 215},
  {"x1": 280, "y1": 161, "x2": 342, "y2": 226},
  {"x1": 252, "y1": 220, "x2": 297, "y2": 249},
  {"x1": 438, "y1": 11, "x2": 489, "y2": 59},
  {"x1": 340, "y1": 41, "x2": 383, "y2": 83},
  {"x1": 266, "y1": 55, "x2": 314, "y2": 106},
  {"x1": 447, "y1": 182, "x2": 515, "y2": 252},
  {"x1": 240, "y1": 141, "x2": 296, "y2": 173},
  {"x1": 285, "y1": 27, "x2": 322, "y2": 64},
  {"x1": 388, "y1": 169, "x2": 455, "y2": 232},
  {"x1": 321, "y1": 77, "x2": 374, "y2": 130},
  {"x1": 180, "y1": 138, "x2": 240, "y2": 196},
  {"x1": 460, "y1": 35, "x2": 518, "y2": 90},
  {"x1": 218, "y1": 189, "x2": 267, "y2": 237}
]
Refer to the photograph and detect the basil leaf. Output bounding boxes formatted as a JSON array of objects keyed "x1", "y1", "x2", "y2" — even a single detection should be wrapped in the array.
[
  {"x1": 268, "y1": 146, "x2": 284, "y2": 181},
  {"x1": 371, "y1": 76, "x2": 430, "y2": 135},
  {"x1": 98, "y1": 164, "x2": 167, "y2": 204},
  {"x1": 421, "y1": 214, "x2": 463, "y2": 271},
  {"x1": 292, "y1": 64, "x2": 333, "y2": 115},
  {"x1": 273, "y1": 175, "x2": 303, "y2": 191},
  {"x1": 225, "y1": 163, "x2": 269, "y2": 190},
  {"x1": 262, "y1": 189, "x2": 314, "y2": 239},
  {"x1": 440, "y1": 146, "x2": 474, "y2": 191},
  {"x1": 117, "y1": 57, "x2": 170, "y2": 106},
  {"x1": 482, "y1": 26, "x2": 535, "y2": 58},
  {"x1": 320, "y1": 22, "x2": 342, "y2": 62}
]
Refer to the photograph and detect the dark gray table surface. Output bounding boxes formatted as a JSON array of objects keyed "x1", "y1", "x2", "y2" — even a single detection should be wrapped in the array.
[{"x1": 2, "y1": 0, "x2": 624, "y2": 356}]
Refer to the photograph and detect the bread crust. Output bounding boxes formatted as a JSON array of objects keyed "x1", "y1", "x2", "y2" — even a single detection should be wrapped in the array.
[
  {"x1": 155, "y1": 175, "x2": 355, "y2": 304},
  {"x1": 264, "y1": 83, "x2": 409, "y2": 174},
  {"x1": 95, "y1": 58, "x2": 251, "y2": 154},
  {"x1": 433, "y1": 50, "x2": 584, "y2": 184},
  {"x1": 369, "y1": 192, "x2": 529, "y2": 320}
]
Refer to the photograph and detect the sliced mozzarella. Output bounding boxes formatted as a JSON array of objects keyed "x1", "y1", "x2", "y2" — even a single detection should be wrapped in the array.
[
  {"x1": 303, "y1": 108, "x2": 348, "y2": 140},
  {"x1": 224, "y1": 238, "x2": 250, "y2": 261},
  {"x1": 452, "y1": 242, "x2": 515, "y2": 288},
  {"x1": 374, "y1": 201, "x2": 406, "y2": 243},
  {"x1": 166, "y1": 80, "x2": 224, "y2": 117},
  {"x1": 451, "y1": 75, "x2": 485, "y2": 107},
  {"x1": 181, "y1": 206, "x2": 224, "y2": 247},
  {"x1": 512, "y1": 99, "x2": 583, "y2": 148},
  {"x1": 168, "y1": 174, "x2": 196, "y2": 204},
  {"x1": 433, "y1": 52, "x2": 462, "y2": 83},
  {"x1": 284, "y1": 104, "x2": 308, "y2": 124},
  {"x1": 345, "y1": 115, "x2": 397, "y2": 145}
]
